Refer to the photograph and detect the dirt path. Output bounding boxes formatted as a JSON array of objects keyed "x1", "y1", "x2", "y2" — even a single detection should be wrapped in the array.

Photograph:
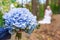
[{"x1": 29, "y1": 14, "x2": 60, "y2": 40}]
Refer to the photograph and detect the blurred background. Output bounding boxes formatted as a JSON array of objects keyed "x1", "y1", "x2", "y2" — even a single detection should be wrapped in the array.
[{"x1": 0, "y1": 0, "x2": 60, "y2": 26}]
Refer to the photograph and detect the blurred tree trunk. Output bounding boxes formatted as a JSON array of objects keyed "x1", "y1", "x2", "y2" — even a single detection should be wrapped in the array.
[
  {"x1": 58, "y1": 0, "x2": 60, "y2": 5},
  {"x1": 32, "y1": 0, "x2": 40, "y2": 20},
  {"x1": 46, "y1": 0, "x2": 49, "y2": 6},
  {"x1": 32, "y1": 0, "x2": 37, "y2": 16},
  {"x1": 45, "y1": 0, "x2": 49, "y2": 9},
  {"x1": 37, "y1": 0, "x2": 40, "y2": 20}
]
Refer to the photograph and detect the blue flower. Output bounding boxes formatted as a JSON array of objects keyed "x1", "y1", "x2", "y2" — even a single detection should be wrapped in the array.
[{"x1": 3, "y1": 8, "x2": 37, "y2": 34}]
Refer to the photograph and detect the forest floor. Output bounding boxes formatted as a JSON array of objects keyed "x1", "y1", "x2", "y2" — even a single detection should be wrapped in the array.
[
  {"x1": 28, "y1": 14, "x2": 60, "y2": 40},
  {"x1": 11, "y1": 14, "x2": 60, "y2": 40}
]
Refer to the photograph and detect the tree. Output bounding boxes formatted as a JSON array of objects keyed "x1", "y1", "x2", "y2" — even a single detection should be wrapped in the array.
[
  {"x1": 32, "y1": 0, "x2": 40, "y2": 20},
  {"x1": 44, "y1": 0, "x2": 49, "y2": 10},
  {"x1": 58, "y1": 0, "x2": 60, "y2": 5},
  {"x1": 32, "y1": 0, "x2": 37, "y2": 16}
]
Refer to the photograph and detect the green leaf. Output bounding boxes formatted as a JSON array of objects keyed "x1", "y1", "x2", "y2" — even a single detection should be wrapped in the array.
[{"x1": 11, "y1": 0, "x2": 16, "y2": 3}]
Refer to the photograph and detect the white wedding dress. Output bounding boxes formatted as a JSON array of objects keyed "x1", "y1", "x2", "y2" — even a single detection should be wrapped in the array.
[{"x1": 38, "y1": 9, "x2": 52, "y2": 24}]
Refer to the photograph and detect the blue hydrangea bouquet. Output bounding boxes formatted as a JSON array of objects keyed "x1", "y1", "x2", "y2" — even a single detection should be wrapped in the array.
[{"x1": 3, "y1": 8, "x2": 37, "y2": 34}]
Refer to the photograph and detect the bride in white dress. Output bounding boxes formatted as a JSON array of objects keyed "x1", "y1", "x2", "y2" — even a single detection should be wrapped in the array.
[{"x1": 38, "y1": 6, "x2": 52, "y2": 24}]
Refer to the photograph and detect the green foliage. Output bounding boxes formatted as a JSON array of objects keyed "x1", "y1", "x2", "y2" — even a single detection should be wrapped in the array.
[
  {"x1": 10, "y1": 0, "x2": 16, "y2": 3},
  {"x1": 50, "y1": 3, "x2": 60, "y2": 14},
  {"x1": 39, "y1": 5, "x2": 44, "y2": 19},
  {"x1": 58, "y1": 5, "x2": 60, "y2": 14},
  {"x1": 2, "y1": 0, "x2": 10, "y2": 12},
  {"x1": 14, "y1": 3, "x2": 23, "y2": 8},
  {"x1": 0, "y1": 11, "x2": 4, "y2": 26}
]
